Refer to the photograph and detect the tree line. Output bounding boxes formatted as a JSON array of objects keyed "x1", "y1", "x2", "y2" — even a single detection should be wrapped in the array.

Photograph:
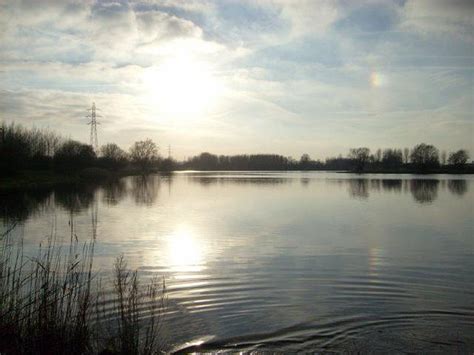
[
  {"x1": 344, "y1": 144, "x2": 470, "y2": 173},
  {"x1": 0, "y1": 122, "x2": 173, "y2": 176},
  {"x1": 180, "y1": 145, "x2": 470, "y2": 172},
  {"x1": 0, "y1": 122, "x2": 471, "y2": 176}
]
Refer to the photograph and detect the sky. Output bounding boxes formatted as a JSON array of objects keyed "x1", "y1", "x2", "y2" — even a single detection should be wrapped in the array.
[{"x1": 0, "y1": 0, "x2": 473, "y2": 160}]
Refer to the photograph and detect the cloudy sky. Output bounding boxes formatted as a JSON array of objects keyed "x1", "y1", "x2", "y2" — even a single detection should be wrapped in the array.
[{"x1": 0, "y1": 0, "x2": 472, "y2": 159}]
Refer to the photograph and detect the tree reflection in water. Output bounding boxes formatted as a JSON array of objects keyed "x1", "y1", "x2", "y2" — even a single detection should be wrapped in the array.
[
  {"x1": 348, "y1": 179, "x2": 369, "y2": 199},
  {"x1": 330, "y1": 177, "x2": 468, "y2": 204},
  {"x1": 54, "y1": 185, "x2": 96, "y2": 213},
  {"x1": 101, "y1": 179, "x2": 128, "y2": 206},
  {"x1": 382, "y1": 179, "x2": 402, "y2": 193},
  {"x1": 130, "y1": 175, "x2": 159, "y2": 206},
  {"x1": 409, "y1": 180, "x2": 439, "y2": 204},
  {"x1": 1, "y1": 188, "x2": 53, "y2": 223},
  {"x1": 447, "y1": 180, "x2": 468, "y2": 197},
  {"x1": 0, "y1": 175, "x2": 469, "y2": 227}
]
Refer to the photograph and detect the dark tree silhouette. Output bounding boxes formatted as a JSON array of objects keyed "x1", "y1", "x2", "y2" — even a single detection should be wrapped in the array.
[
  {"x1": 159, "y1": 158, "x2": 176, "y2": 172},
  {"x1": 1, "y1": 121, "x2": 472, "y2": 176},
  {"x1": 0, "y1": 122, "x2": 63, "y2": 174},
  {"x1": 54, "y1": 140, "x2": 96, "y2": 171},
  {"x1": 448, "y1": 149, "x2": 469, "y2": 168},
  {"x1": 101, "y1": 143, "x2": 127, "y2": 161},
  {"x1": 299, "y1": 154, "x2": 311, "y2": 170},
  {"x1": 100, "y1": 143, "x2": 128, "y2": 170},
  {"x1": 129, "y1": 139, "x2": 159, "y2": 172},
  {"x1": 348, "y1": 147, "x2": 370, "y2": 172},
  {"x1": 182, "y1": 153, "x2": 293, "y2": 171},
  {"x1": 382, "y1": 148, "x2": 403, "y2": 169},
  {"x1": 410, "y1": 143, "x2": 439, "y2": 171}
]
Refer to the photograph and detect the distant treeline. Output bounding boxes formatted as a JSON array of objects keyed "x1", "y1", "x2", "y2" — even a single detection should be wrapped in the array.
[
  {"x1": 0, "y1": 122, "x2": 472, "y2": 177},
  {"x1": 180, "y1": 146, "x2": 472, "y2": 173}
]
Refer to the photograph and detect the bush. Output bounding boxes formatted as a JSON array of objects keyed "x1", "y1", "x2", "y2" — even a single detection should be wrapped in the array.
[
  {"x1": 54, "y1": 140, "x2": 96, "y2": 171},
  {"x1": 99, "y1": 143, "x2": 128, "y2": 170}
]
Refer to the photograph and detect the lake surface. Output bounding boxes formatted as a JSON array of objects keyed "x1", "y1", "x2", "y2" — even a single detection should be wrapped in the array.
[{"x1": 2, "y1": 172, "x2": 474, "y2": 352}]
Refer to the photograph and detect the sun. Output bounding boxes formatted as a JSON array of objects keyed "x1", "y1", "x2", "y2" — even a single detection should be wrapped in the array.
[{"x1": 143, "y1": 56, "x2": 222, "y2": 117}]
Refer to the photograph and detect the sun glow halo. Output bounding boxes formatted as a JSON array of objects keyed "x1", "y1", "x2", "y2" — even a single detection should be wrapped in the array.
[{"x1": 143, "y1": 57, "x2": 222, "y2": 117}]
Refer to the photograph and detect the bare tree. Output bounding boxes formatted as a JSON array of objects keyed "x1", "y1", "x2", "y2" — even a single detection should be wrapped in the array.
[
  {"x1": 101, "y1": 143, "x2": 127, "y2": 160},
  {"x1": 382, "y1": 148, "x2": 403, "y2": 168},
  {"x1": 410, "y1": 143, "x2": 439, "y2": 170},
  {"x1": 448, "y1": 149, "x2": 470, "y2": 167},
  {"x1": 129, "y1": 139, "x2": 159, "y2": 172},
  {"x1": 349, "y1": 147, "x2": 370, "y2": 172},
  {"x1": 101, "y1": 143, "x2": 128, "y2": 169}
]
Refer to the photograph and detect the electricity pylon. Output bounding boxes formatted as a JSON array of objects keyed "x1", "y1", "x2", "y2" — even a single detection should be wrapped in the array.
[{"x1": 86, "y1": 102, "x2": 101, "y2": 152}]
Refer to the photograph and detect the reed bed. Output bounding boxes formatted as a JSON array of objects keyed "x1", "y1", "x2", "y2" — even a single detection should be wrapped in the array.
[{"x1": 0, "y1": 222, "x2": 166, "y2": 355}]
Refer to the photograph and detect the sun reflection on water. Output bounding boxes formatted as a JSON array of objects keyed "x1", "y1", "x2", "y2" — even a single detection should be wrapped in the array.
[
  {"x1": 165, "y1": 226, "x2": 206, "y2": 273},
  {"x1": 368, "y1": 246, "x2": 385, "y2": 279}
]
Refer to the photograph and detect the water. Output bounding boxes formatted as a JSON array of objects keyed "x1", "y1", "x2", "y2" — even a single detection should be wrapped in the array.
[{"x1": 2, "y1": 172, "x2": 473, "y2": 352}]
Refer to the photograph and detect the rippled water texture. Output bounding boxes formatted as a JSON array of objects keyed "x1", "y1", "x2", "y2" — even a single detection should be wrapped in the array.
[{"x1": 2, "y1": 172, "x2": 473, "y2": 352}]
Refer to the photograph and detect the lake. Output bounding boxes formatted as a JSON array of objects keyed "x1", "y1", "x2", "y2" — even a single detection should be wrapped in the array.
[{"x1": 2, "y1": 172, "x2": 473, "y2": 352}]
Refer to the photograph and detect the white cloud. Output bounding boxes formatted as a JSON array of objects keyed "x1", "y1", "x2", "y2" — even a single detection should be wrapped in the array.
[
  {"x1": 0, "y1": 0, "x2": 472, "y2": 157},
  {"x1": 401, "y1": 0, "x2": 474, "y2": 40},
  {"x1": 276, "y1": 0, "x2": 341, "y2": 38}
]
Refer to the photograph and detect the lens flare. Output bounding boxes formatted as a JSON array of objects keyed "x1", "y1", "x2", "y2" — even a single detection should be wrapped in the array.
[{"x1": 370, "y1": 71, "x2": 386, "y2": 88}]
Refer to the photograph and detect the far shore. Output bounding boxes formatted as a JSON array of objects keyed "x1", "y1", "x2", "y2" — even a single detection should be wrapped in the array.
[{"x1": 1, "y1": 167, "x2": 473, "y2": 192}]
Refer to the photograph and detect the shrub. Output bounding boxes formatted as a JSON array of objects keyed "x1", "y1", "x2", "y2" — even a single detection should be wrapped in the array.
[{"x1": 54, "y1": 140, "x2": 96, "y2": 171}]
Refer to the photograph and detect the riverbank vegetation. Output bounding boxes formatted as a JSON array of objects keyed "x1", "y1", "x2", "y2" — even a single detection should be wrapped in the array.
[
  {"x1": 1, "y1": 122, "x2": 472, "y2": 189},
  {"x1": 0, "y1": 222, "x2": 166, "y2": 355}
]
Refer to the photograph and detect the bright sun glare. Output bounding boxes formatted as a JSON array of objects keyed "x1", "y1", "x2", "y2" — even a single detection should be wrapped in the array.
[
  {"x1": 143, "y1": 56, "x2": 222, "y2": 117},
  {"x1": 165, "y1": 226, "x2": 205, "y2": 272}
]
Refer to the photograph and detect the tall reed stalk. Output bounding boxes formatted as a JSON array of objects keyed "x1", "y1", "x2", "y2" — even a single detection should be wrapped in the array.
[{"x1": 0, "y1": 221, "x2": 166, "y2": 355}]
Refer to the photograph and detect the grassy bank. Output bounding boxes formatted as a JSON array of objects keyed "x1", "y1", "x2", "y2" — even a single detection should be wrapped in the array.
[{"x1": 0, "y1": 223, "x2": 166, "y2": 355}]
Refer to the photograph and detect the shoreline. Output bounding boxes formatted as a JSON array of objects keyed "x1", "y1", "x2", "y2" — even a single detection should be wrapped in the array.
[{"x1": 1, "y1": 168, "x2": 473, "y2": 192}]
